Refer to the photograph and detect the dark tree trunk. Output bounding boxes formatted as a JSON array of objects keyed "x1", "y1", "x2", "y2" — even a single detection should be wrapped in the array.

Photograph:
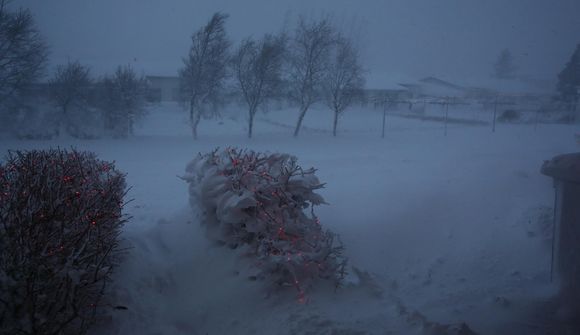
[
  {"x1": 332, "y1": 110, "x2": 339, "y2": 137},
  {"x1": 192, "y1": 111, "x2": 201, "y2": 140},
  {"x1": 381, "y1": 107, "x2": 386, "y2": 139},
  {"x1": 59, "y1": 105, "x2": 68, "y2": 137},
  {"x1": 248, "y1": 108, "x2": 255, "y2": 139},
  {"x1": 189, "y1": 99, "x2": 200, "y2": 139},
  {"x1": 128, "y1": 117, "x2": 134, "y2": 137},
  {"x1": 293, "y1": 106, "x2": 308, "y2": 137}
]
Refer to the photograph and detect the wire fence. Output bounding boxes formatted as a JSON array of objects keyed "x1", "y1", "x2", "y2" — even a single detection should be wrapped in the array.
[{"x1": 369, "y1": 95, "x2": 579, "y2": 137}]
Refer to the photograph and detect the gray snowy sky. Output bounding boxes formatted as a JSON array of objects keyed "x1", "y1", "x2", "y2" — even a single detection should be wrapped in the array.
[{"x1": 18, "y1": 0, "x2": 580, "y2": 88}]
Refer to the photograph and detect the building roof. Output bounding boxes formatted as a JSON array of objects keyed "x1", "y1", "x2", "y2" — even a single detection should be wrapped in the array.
[
  {"x1": 541, "y1": 152, "x2": 580, "y2": 183},
  {"x1": 397, "y1": 76, "x2": 465, "y2": 97},
  {"x1": 460, "y1": 76, "x2": 555, "y2": 96},
  {"x1": 364, "y1": 72, "x2": 417, "y2": 91},
  {"x1": 419, "y1": 77, "x2": 465, "y2": 91}
]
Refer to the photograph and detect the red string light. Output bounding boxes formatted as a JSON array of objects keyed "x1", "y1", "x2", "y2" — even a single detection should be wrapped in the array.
[{"x1": 189, "y1": 148, "x2": 346, "y2": 300}]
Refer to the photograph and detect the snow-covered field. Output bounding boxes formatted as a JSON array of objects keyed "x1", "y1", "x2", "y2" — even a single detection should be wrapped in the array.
[{"x1": 1, "y1": 102, "x2": 578, "y2": 334}]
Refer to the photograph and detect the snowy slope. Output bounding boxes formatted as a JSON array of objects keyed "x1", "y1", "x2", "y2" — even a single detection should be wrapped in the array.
[{"x1": 1, "y1": 102, "x2": 578, "y2": 334}]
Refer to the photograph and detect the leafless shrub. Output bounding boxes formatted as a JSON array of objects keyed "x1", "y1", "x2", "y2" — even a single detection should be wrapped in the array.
[{"x1": 0, "y1": 149, "x2": 129, "y2": 335}]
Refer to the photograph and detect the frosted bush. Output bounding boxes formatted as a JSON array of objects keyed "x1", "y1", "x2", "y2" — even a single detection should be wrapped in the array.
[{"x1": 183, "y1": 148, "x2": 347, "y2": 299}]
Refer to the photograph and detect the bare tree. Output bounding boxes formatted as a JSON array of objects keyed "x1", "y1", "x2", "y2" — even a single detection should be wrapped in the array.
[
  {"x1": 233, "y1": 34, "x2": 285, "y2": 138},
  {"x1": 0, "y1": 0, "x2": 47, "y2": 103},
  {"x1": 324, "y1": 36, "x2": 364, "y2": 136},
  {"x1": 100, "y1": 65, "x2": 148, "y2": 138},
  {"x1": 557, "y1": 43, "x2": 580, "y2": 102},
  {"x1": 288, "y1": 17, "x2": 335, "y2": 137},
  {"x1": 493, "y1": 48, "x2": 517, "y2": 80},
  {"x1": 179, "y1": 12, "x2": 230, "y2": 139},
  {"x1": 48, "y1": 61, "x2": 91, "y2": 135}
]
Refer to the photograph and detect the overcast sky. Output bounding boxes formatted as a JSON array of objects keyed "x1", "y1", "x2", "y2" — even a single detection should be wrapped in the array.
[{"x1": 18, "y1": 0, "x2": 580, "y2": 87}]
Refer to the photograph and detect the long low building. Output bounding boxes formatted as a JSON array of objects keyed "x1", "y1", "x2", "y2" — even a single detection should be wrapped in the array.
[{"x1": 146, "y1": 76, "x2": 181, "y2": 102}]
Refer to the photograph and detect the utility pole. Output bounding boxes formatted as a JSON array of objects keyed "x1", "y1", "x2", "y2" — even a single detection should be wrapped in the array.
[
  {"x1": 376, "y1": 92, "x2": 409, "y2": 139},
  {"x1": 492, "y1": 97, "x2": 498, "y2": 133},
  {"x1": 575, "y1": 87, "x2": 580, "y2": 124},
  {"x1": 534, "y1": 107, "x2": 540, "y2": 131},
  {"x1": 444, "y1": 97, "x2": 450, "y2": 137},
  {"x1": 381, "y1": 103, "x2": 387, "y2": 139},
  {"x1": 426, "y1": 97, "x2": 467, "y2": 136}
]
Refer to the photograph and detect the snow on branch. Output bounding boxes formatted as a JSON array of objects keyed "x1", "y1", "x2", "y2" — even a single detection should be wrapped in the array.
[{"x1": 183, "y1": 148, "x2": 347, "y2": 301}]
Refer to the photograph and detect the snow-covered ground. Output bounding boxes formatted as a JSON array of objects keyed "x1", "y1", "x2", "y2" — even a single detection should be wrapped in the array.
[{"x1": 1, "y1": 102, "x2": 579, "y2": 334}]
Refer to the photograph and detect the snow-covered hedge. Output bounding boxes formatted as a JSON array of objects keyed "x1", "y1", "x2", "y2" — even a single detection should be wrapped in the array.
[
  {"x1": 0, "y1": 149, "x2": 128, "y2": 335},
  {"x1": 183, "y1": 148, "x2": 347, "y2": 300}
]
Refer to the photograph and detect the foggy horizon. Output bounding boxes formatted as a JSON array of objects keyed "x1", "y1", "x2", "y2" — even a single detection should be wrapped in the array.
[
  {"x1": 18, "y1": 0, "x2": 580, "y2": 88},
  {"x1": 2, "y1": 1, "x2": 580, "y2": 334}
]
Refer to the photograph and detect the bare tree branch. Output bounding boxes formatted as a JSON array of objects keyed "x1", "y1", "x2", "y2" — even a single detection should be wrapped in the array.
[
  {"x1": 179, "y1": 12, "x2": 230, "y2": 139},
  {"x1": 233, "y1": 34, "x2": 285, "y2": 138},
  {"x1": 493, "y1": 48, "x2": 517, "y2": 80},
  {"x1": 287, "y1": 16, "x2": 335, "y2": 137},
  {"x1": 98, "y1": 65, "x2": 148, "y2": 138},
  {"x1": 0, "y1": 5, "x2": 47, "y2": 106},
  {"x1": 48, "y1": 61, "x2": 92, "y2": 136},
  {"x1": 323, "y1": 36, "x2": 365, "y2": 136}
]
